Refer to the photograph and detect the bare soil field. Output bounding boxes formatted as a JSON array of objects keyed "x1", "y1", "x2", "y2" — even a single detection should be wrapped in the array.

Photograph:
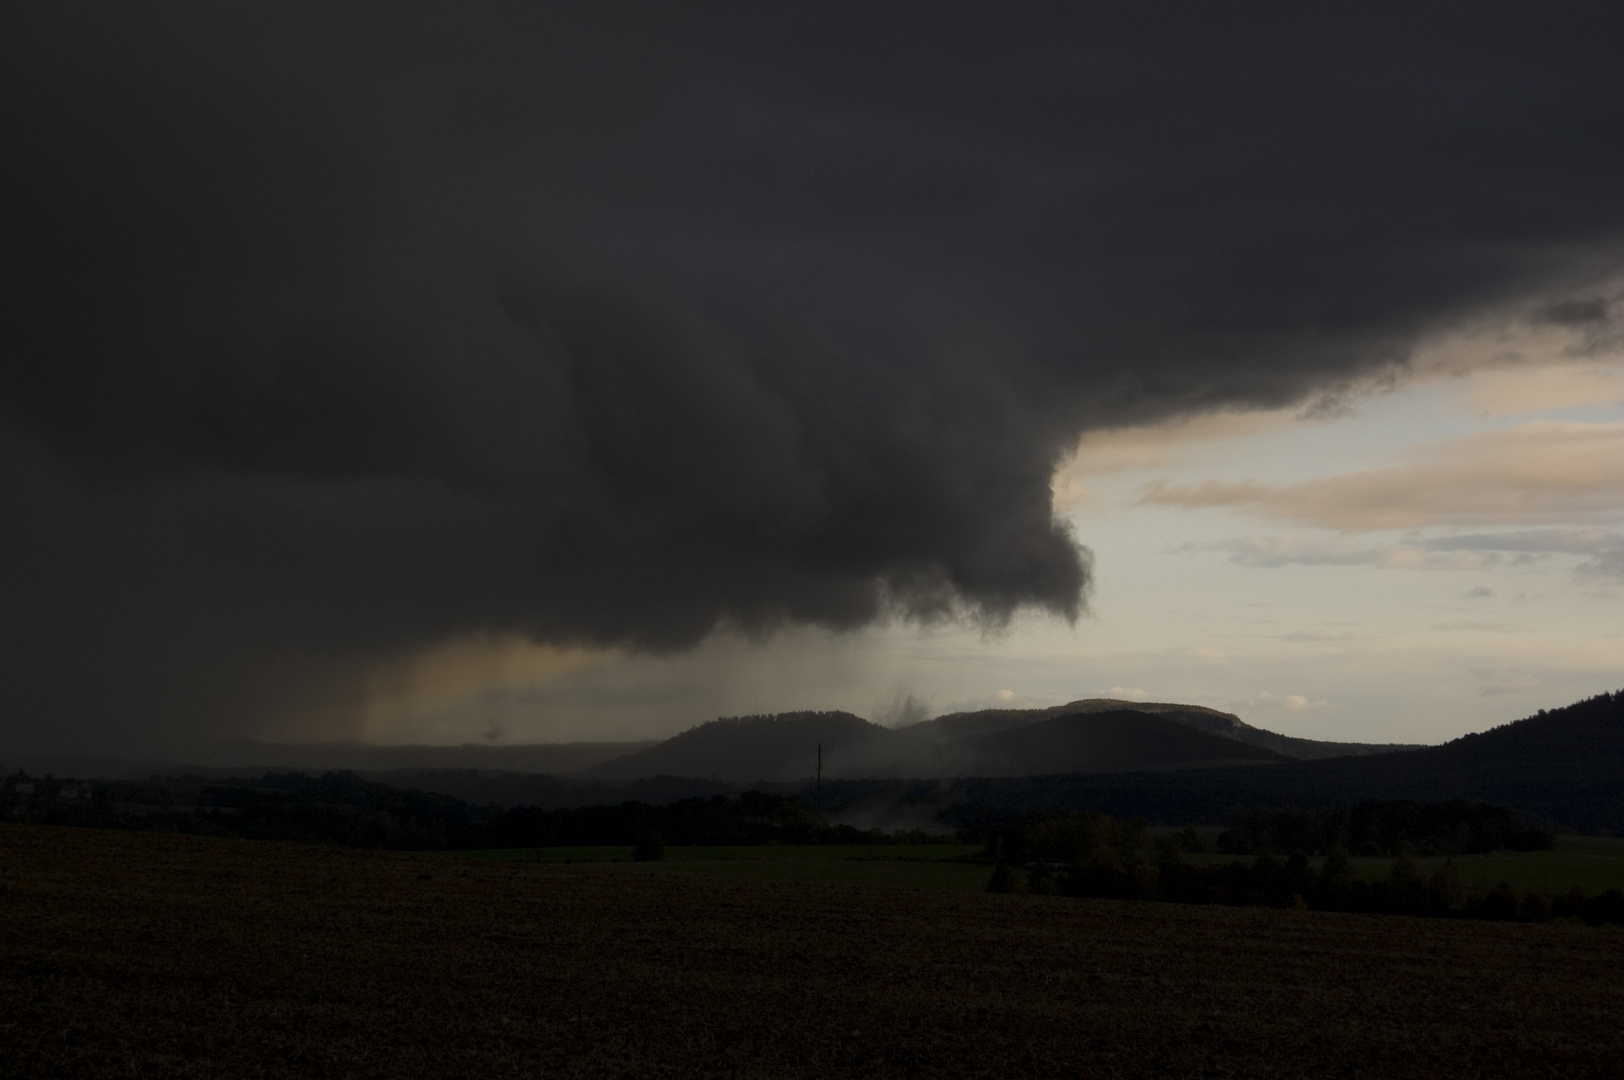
[
  {"x1": 455, "y1": 844, "x2": 992, "y2": 891},
  {"x1": 3, "y1": 824, "x2": 1622, "y2": 1079}
]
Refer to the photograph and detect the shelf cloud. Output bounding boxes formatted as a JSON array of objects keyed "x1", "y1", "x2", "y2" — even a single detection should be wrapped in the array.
[{"x1": 6, "y1": 3, "x2": 1624, "y2": 749}]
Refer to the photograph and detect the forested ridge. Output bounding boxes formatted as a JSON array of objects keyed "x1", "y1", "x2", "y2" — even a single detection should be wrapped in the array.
[{"x1": 934, "y1": 691, "x2": 1624, "y2": 832}]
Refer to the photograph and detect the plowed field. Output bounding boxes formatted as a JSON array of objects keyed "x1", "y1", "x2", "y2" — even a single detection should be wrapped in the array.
[{"x1": 3, "y1": 823, "x2": 1621, "y2": 1078}]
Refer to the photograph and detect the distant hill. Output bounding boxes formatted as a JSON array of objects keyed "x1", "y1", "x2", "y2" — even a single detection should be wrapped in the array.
[
  {"x1": 921, "y1": 699, "x2": 1419, "y2": 761},
  {"x1": 1050, "y1": 699, "x2": 1423, "y2": 760},
  {"x1": 582, "y1": 712, "x2": 885, "y2": 783},
  {"x1": 586, "y1": 703, "x2": 1295, "y2": 782},
  {"x1": 11, "y1": 699, "x2": 1408, "y2": 788},
  {"x1": 959, "y1": 710, "x2": 1289, "y2": 776},
  {"x1": 1272, "y1": 691, "x2": 1624, "y2": 829},
  {"x1": 44, "y1": 693, "x2": 1617, "y2": 831},
  {"x1": 877, "y1": 691, "x2": 1624, "y2": 834},
  {"x1": 576, "y1": 693, "x2": 1624, "y2": 832}
]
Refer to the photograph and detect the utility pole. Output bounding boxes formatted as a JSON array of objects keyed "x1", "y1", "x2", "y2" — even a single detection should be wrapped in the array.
[{"x1": 816, "y1": 742, "x2": 822, "y2": 802}]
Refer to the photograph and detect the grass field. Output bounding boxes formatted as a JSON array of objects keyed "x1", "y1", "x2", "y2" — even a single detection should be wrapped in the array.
[
  {"x1": 4, "y1": 823, "x2": 1624, "y2": 1078},
  {"x1": 453, "y1": 843, "x2": 991, "y2": 891},
  {"x1": 451, "y1": 835, "x2": 1624, "y2": 898},
  {"x1": 1364, "y1": 838, "x2": 1624, "y2": 896},
  {"x1": 1187, "y1": 834, "x2": 1624, "y2": 897}
]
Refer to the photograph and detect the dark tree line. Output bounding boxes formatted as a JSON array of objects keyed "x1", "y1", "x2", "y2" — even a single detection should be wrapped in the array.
[
  {"x1": 1, "y1": 771, "x2": 486, "y2": 849},
  {"x1": 476, "y1": 790, "x2": 934, "y2": 847},
  {"x1": 1215, "y1": 801, "x2": 1554, "y2": 857},
  {"x1": 979, "y1": 811, "x2": 1622, "y2": 926},
  {"x1": 0, "y1": 770, "x2": 941, "y2": 849}
]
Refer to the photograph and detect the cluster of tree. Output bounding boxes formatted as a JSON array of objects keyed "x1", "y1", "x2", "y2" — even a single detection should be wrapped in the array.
[
  {"x1": 0, "y1": 770, "x2": 946, "y2": 850},
  {"x1": 1215, "y1": 800, "x2": 1554, "y2": 857},
  {"x1": 474, "y1": 790, "x2": 950, "y2": 847},
  {"x1": 979, "y1": 811, "x2": 1624, "y2": 926},
  {"x1": 1, "y1": 770, "x2": 489, "y2": 849}
]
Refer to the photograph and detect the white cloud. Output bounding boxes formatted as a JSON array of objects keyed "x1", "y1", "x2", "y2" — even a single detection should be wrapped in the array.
[
  {"x1": 1176, "y1": 534, "x2": 1511, "y2": 570},
  {"x1": 1424, "y1": 528, "x2": 1623, "y2": 555},
  {"x1": 1465, "y1": 363, "x2": 1624, "y2": 416},
  {"x1": 1176, "y1": 529, "x2": 1624, "y2": 582},
  {"x1": 1576, "y1": 549, "x2": 1624, "y2": 580},
  {"x1": 1140, "y1": 421, "x2": 1624, "y2": 529},
  {"x1": 1272, "y1": 630, "x2": 1362, "y2": 644},
  {"x1": 1473, "y1": 669, "x2": 1542, "y2": 696},
  {"x1": 1431, "y1": 620, "x2": 1532, "y2": 634},
  {"x1": 1248, "y1": 690, "x2": 1329, "y2": 712}
]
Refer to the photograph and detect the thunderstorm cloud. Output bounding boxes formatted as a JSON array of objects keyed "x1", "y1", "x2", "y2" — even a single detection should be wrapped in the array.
[{"x1": 5, "y1": 3, "x2": 1624, "y2": 750}]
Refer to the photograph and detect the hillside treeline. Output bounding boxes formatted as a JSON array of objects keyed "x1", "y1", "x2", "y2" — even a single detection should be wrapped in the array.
[
  {"x1": 0, "y1": 770, "x2": 934, "y2": 848},
  {"x1": 1216, "y1": 801, "x2": 1554, "y2": 857},
  {"x1": 982, "y1": 813, "x2": 1621, "y2": 925},
  {"x1": 938, "y1": 691, "x2": 1624, "y2": 834}
]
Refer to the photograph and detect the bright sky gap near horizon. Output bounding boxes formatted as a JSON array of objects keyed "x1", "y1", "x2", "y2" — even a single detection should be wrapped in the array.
[
  {"x1": 357, "y1": 324, "x2": 1624, "y2": 749},
  {"x1": 7, "y1": 5, "x2": 1624, "y2": 757}
]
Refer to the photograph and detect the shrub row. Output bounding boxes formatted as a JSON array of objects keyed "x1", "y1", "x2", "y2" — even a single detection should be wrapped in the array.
[
  {"x1": 981, "y1": 812, "x2": 1622, "y2": 926},
  {"x1": 0, "y1": 771, "x2": 942, "y2": 849}
]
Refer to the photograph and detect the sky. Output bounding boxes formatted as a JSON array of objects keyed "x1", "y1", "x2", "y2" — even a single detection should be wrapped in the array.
[
  {"x1": 352, "y1": 330, "x2": 1624, "y2": 748},
  {"x1": 4, "y1": 3, "x2": 1624, "y2": 755}
]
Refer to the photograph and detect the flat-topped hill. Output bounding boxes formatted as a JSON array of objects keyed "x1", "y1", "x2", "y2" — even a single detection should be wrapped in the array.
[{"x1": 583, "y1": 701, "x2": 1311, "y2": 783}]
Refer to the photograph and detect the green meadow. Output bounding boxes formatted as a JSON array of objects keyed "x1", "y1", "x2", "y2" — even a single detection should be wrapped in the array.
[
  {"x1": 1373, "y1": 835, "x2": 1624, "y2": 896},
  {"x1": 1182, "y1": 834, "x2": 1624, "y2": 897},
  {"x1": 452, "y1": 835, "x2": 1624, "y2": 899},
  {"x1": 453, "y1": 843, "x2": 990, "y2": 891}
]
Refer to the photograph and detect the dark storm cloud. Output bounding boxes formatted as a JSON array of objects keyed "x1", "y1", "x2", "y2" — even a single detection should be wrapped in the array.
[{"x1": 5, "y1": 2, "x2": 1624, "y2": 750}]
